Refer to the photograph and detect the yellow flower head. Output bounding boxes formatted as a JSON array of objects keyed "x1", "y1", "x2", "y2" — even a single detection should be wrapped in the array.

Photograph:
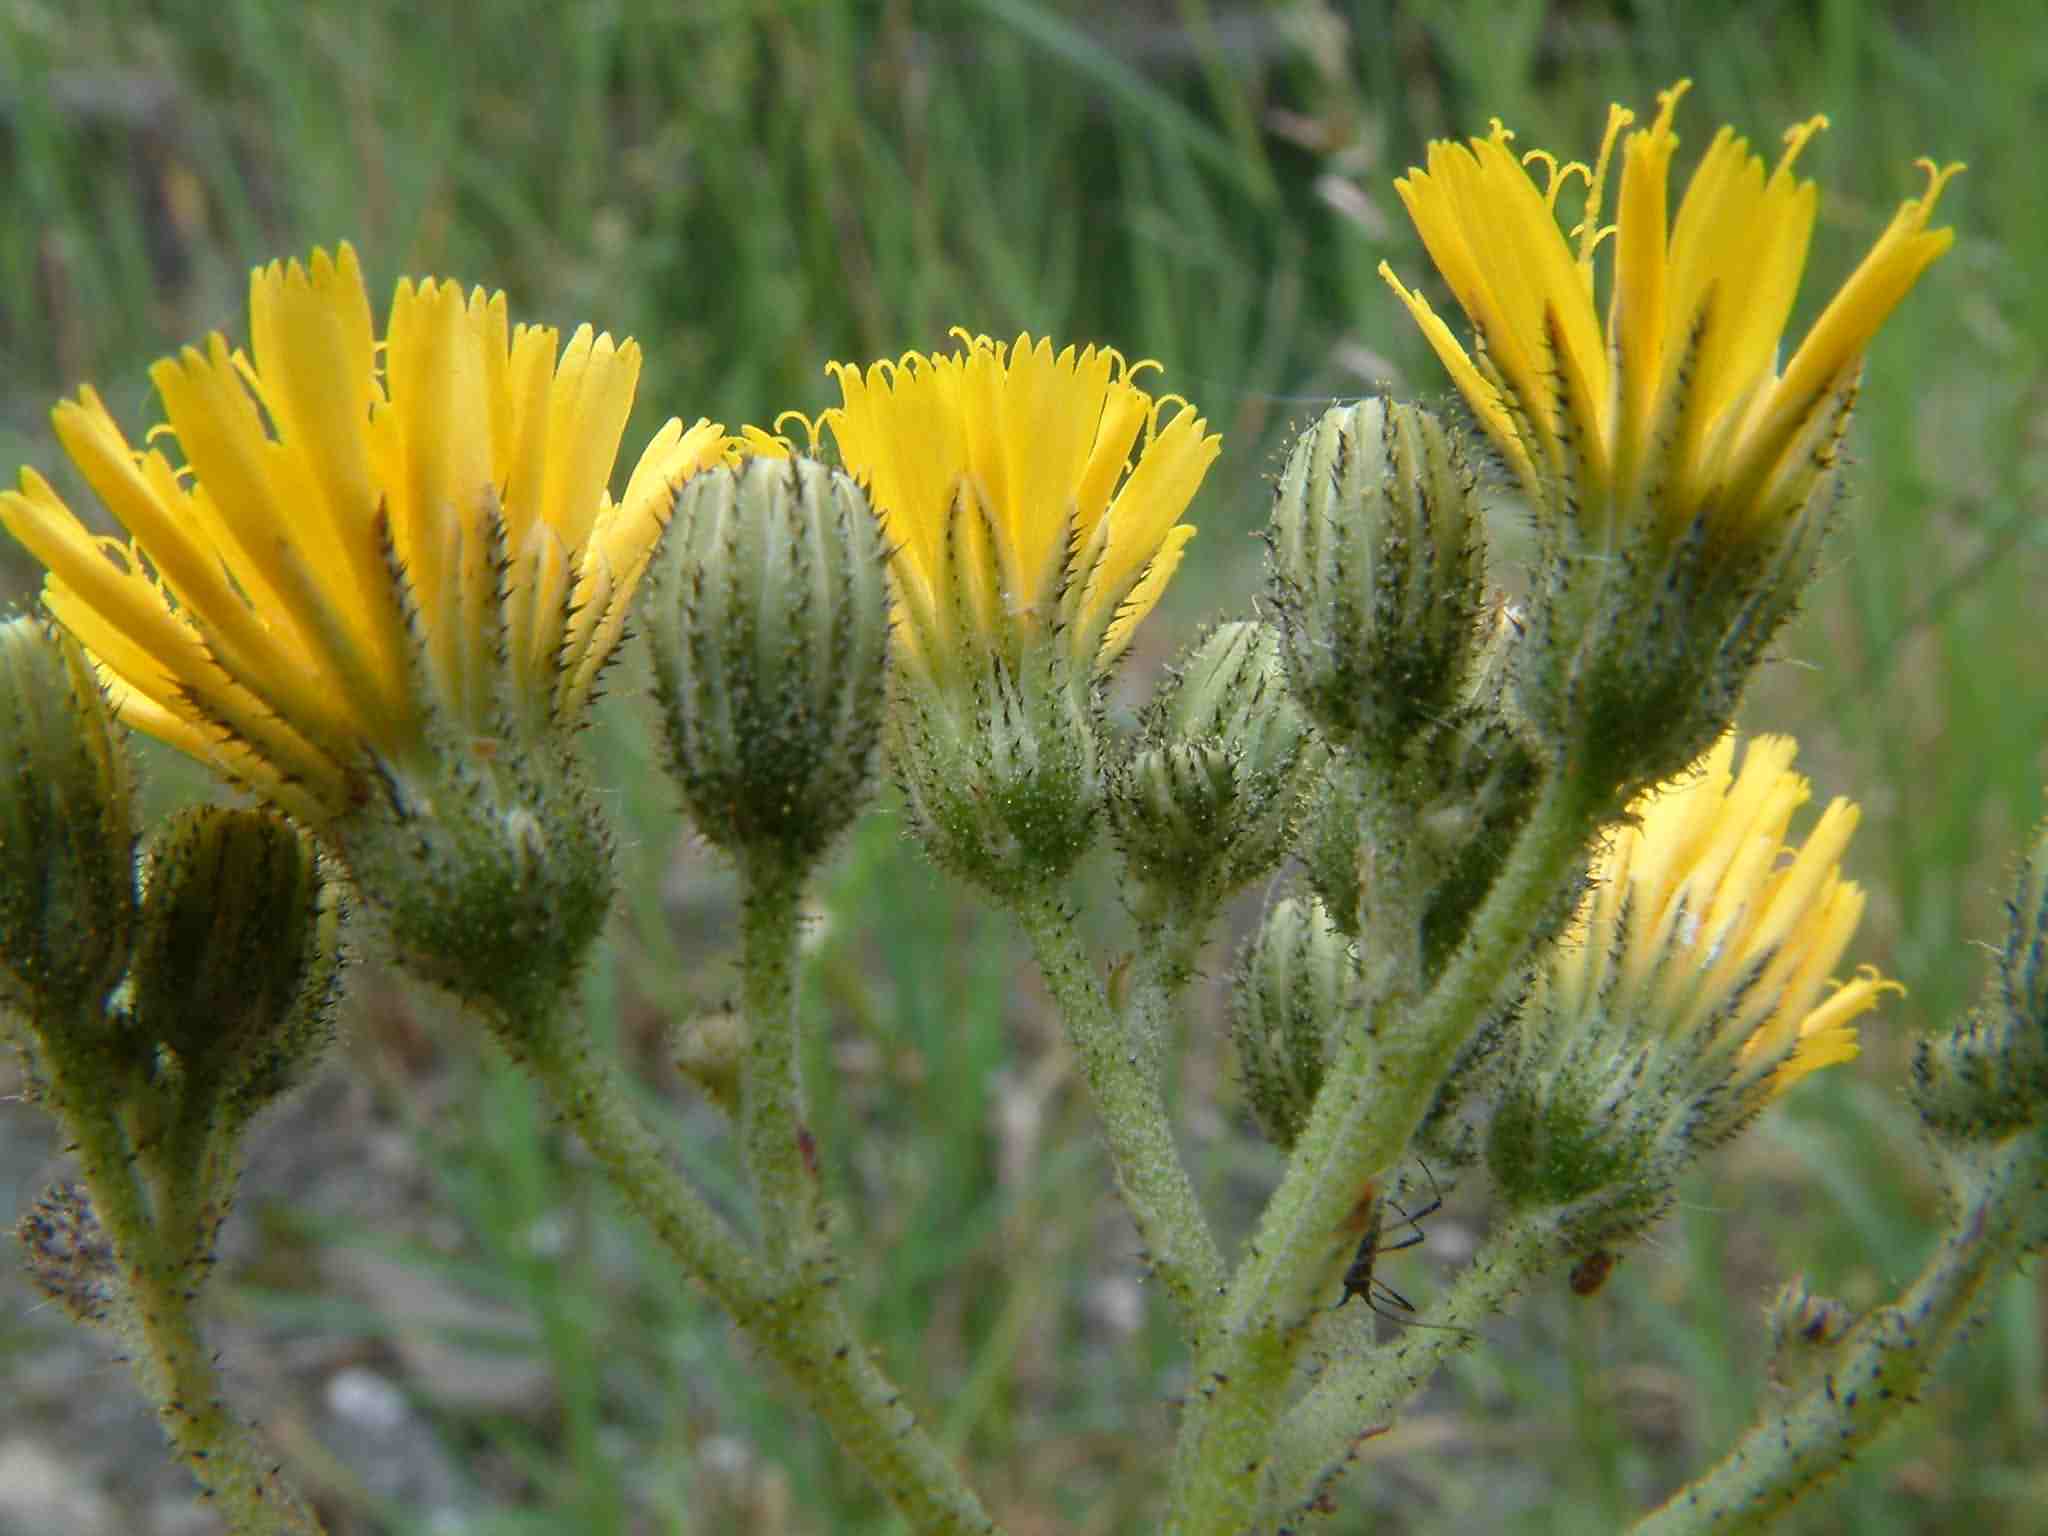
[
  {"x1": 1547, "y1": 733, "x2": 1896, "y2": 1104},
  {"x1": 1, "y1": 244, "x2": 732, "y2": 825},
  {"x1": 1380, "y1": 82, "x2": 1960, "y2": 549},
  {"x1": 812, "y1": 330, "x2": 1220, "y2": 683}
]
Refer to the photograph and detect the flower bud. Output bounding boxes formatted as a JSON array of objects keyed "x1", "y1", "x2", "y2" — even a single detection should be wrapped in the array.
[
  {"x1": 643, "y1": 456, "x2": 891, "y2": 877},
  {"x1": 1111, "y1": 621, "x2": 1311, "y2": 907},
  {"x1": 1268, "y1": 398, "x2": 1487, "y2": 758},
  {"x1": 0, "y1": 616, "x2": 135, "y2": 1018},
  {"x1": 1230, "y1": 894, "x2": 1358, "y2": 1149},
  {"x1": 1765, "y1": 1276, "x2": 1856, "y2": 1393},
  {"x1": 1912, "y1": 814, "x2": 2048, "y2": 1139},
  {"x1": 131, "y1": 807, "x2": 341, "y2": 1128},
  {"x1": 17, "y1": 1182, "x2": 120, "y2": 1330},
  {"x1": 675, "y1": 1007, "x2": 745, "y2": 1116}
]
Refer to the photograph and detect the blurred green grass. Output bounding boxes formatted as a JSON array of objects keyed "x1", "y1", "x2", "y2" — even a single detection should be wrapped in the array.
[{"x1": 1, "y1": 1, "x2": 2042, "y2": 1531}]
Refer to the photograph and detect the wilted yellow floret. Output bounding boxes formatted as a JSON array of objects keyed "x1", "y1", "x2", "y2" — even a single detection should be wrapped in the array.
[
  {"x1": 1, "y1": 244, "x2": 732, "y2": 823},
  {"x1": 1548, "y1": 733, "x2": 1896, "y2": 1098},
  {"x1": 1381, "y1": 82, "x2": 1960, "y2": 550},
  {"x1": 812, "y1": 330, "x2": 1220, "y2": 681}
]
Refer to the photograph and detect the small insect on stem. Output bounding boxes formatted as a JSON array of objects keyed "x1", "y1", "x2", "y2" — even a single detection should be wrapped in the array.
[
  {"x1": 1568, "y1": 1248, "x2": 1618, "y2": 1297},
  {"x1": 1340, "y1": 1160, "x2": 1455, "y2": 1329}
]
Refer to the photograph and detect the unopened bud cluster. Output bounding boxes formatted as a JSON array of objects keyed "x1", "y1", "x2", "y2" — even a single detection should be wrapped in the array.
[{"x1": 2, "y1": 619, "x2": 341, "y2": 1286}]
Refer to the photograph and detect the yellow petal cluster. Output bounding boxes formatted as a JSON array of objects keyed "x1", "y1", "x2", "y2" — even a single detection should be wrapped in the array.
[
  {"x1": 1381, "y1": 81, "x2": 1959, "y2": 548},
  {"x1": 1549, "y1": 733, "x2": 1896, "y2": 1097},
  {"x1": 1, "y1": 244, "x2": 730, "y2": 823},
  {"x1": 815, "y1": 330, "x2": 1220, "y2": 679}
]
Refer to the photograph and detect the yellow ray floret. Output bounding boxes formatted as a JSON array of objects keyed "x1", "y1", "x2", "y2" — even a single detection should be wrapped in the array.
[
  {"x1": 1549, "y1": 733, "x2": 1897, "y2": 1098},
  {"x1": 1380, "y1": 81, "x2": 1960, "y2": 547},
  {"x1": 812, "y1": 330, "x2": 1220, "y2": 678},
  {"x1": 1, "y1": 243, "x2": 732, "y2": 822}
]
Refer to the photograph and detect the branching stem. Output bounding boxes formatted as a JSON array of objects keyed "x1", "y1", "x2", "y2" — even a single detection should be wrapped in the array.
[
  {"x1": 1630, "y1": 1130, "x2": 2048, "y2": 1535},
  {"x1": 43, "y1": 1048, "x2": 324, "y2": 1535},
  {"x1": 1166, "y1": 775, "x2": 1600, "y2": 1534},
  {"x1": 1263, "y1": 1210, "x2": 1567, "y2": 1522},
  {"x1": 497, "y1": 989, "x2": 1001, "y2": 1536},
  {"x1": 1014, "y1": 888, "x2": 1227, "y2": 1343}
]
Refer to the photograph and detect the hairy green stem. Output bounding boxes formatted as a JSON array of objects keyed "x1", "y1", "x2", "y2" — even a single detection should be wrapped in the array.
[
  {"x1": 153, "y1": 1097, "x2": 238, "y2": 1276},
  {"x1": 500, "y1": 999, "x2": 1000, "y2": 1535},
  {"x1": 1128, "y1": 901, "x2": 1211, "y2": 1088},
  {"x1": 1631, "y1": 1130, "x2": 2048, "y2": 1535},
  {"x1": 738, "y1": 857, "x2": 817, "y2": 1267},
  {"x1": 1262, "y1": 1209, "x2": 1566, "y2": 1523},
  {"x1": 1014, "y1": 888, "x2": 1226, "y2": 1343},
  {"x1": 1167, "y1": 776, "x2": 1599, "y2": 1534},
  {"x1": 45, "y1": 1051, "x2": 323, "y2": 1535}
]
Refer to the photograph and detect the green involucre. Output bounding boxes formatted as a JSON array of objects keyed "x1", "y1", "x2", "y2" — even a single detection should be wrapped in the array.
[{"x1": 643, "y1": 455, "x2": 891, "y2": 877}]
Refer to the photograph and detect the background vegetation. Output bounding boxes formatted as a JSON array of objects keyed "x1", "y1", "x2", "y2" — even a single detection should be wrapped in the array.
[{"x1": 1, "y1": 2, "x2": 2042, "y2": 1532}]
